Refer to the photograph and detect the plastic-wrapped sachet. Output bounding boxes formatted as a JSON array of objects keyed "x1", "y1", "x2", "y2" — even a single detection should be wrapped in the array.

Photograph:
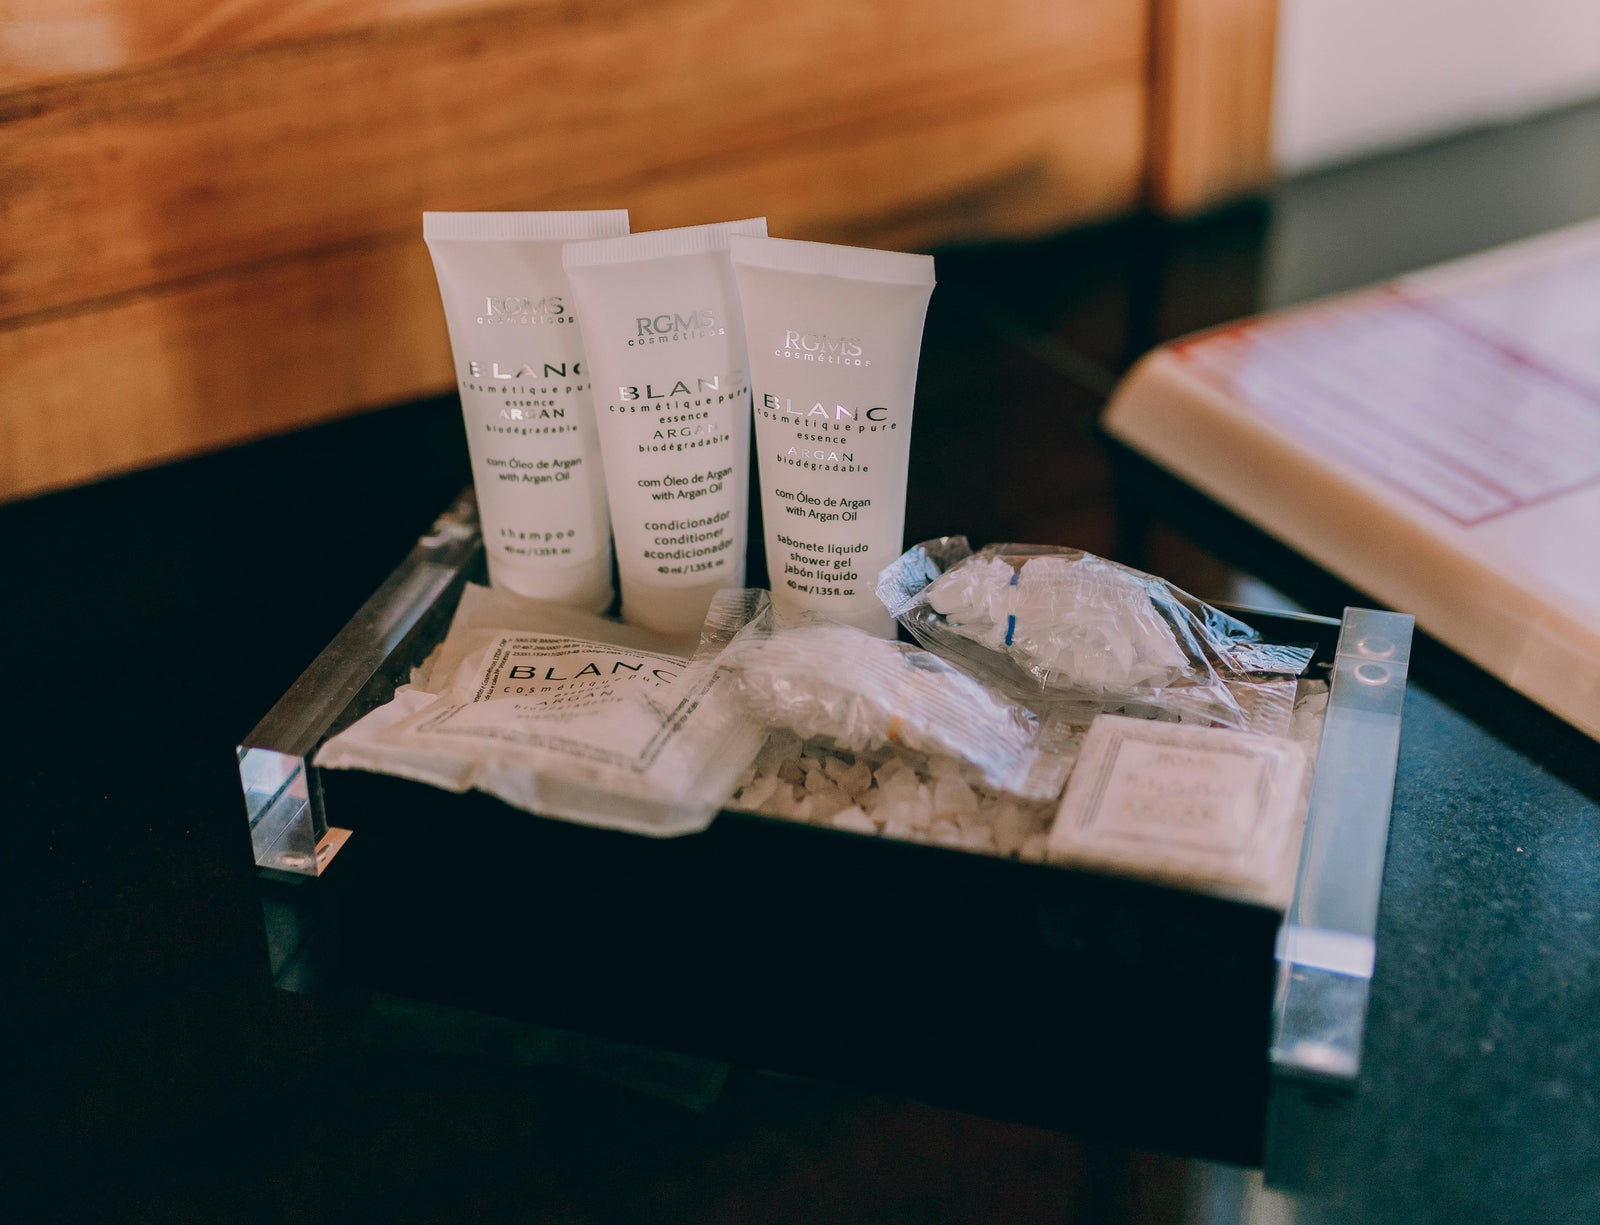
[
  {"x1": 715, "y1": 602, "x2": 1074, "y2": 801},
  {"x1": 878, "y1": 538, "x2": 1314, "y2": 735},
  {"x1": 315, "y1": 584, "x2": 767, "y2": 836}
]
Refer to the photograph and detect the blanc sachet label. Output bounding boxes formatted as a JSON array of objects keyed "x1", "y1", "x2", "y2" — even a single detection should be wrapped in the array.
[{"x1": 405, "y1": 634, "x2": 703, "y2": 774}]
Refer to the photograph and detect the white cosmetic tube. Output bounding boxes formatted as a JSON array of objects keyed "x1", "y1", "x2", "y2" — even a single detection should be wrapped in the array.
[
  {"x1": 424, "y1": 210, "x2": 627, "y2": 611},
  {"x1": 563, "y1": 218, "x2": 766, "y2": 634},
  {"x1": 729, "y1": 236, "x2": 935, "y2": 636}
]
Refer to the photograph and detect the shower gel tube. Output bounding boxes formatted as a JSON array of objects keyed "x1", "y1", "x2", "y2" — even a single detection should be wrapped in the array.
[{"x1": 729, "y1": 235, "x2": 935, "y2": 637}]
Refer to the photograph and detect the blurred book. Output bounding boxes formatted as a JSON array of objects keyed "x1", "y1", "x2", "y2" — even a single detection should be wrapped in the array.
[{"x1": 1105, "y1": 218, "x2": 1600, "y2": 739}]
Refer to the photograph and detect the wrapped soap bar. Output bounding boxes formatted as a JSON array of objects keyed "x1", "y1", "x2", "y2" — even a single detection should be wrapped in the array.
[
  {"x1": 1047, "y1": 714, "x2": 1308, "y2": 903},
  {"x1": 878, "y1": 537, "x2": 1313, "y2": 734}
]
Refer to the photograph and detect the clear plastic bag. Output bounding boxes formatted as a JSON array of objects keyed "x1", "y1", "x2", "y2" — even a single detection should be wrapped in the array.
[
  {"x1": 315, "y1": 584, "x2": 767, "y2": 836},
  {"x1": 715, "y1": 602, "x2": 1074, "y2": 800},
  {"x1": 878, "y1": 537, "x2": 1313, "y2": 735}
]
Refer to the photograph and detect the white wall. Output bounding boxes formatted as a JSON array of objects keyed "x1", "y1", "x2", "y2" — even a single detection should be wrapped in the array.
[{"x1": 1273, "y1": 0, "x2": 1600, "y2": 173}]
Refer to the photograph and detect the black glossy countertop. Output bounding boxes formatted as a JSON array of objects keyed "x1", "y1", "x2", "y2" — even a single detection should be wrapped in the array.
[{"x1": 7, "y1": 102, "x2": 1600, "y2": 1223}]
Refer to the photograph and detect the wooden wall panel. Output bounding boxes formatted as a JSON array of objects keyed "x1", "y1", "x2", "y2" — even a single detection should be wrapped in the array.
[
  {"x1": 1, "y1": 78, "x2": 1144, "y2": 501},
  {"x1": 1148, "y1": 0, "x2": 1279, "y2": 214},
  {"x1": 4, "y1": 0, "x2": 1283, "y2": 504},
  {"x1": 0, "y1": 0, "x2": 1143, "y2": 324},
  {"x1": 0, "y1": 0, "x2": 506, "y2": 91},
  {"x1": 0, "y1": 236, "x2": 451, "y2": 500}
]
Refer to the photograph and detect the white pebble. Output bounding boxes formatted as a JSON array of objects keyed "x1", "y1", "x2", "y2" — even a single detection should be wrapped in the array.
[
  {"x1": 809, "y1": 784, "x2": 852, "y2": 819},
  {"x1": 990, "y1": 799, "x2": 1028, "y2": 834},
  {"x1": 836, "y1": 760, "x2": 874, "y2": 796},
  {"x1": 737, "y1": 773, "x2": 779, "y2": 810},
  {"x1": 769, "y1": 785, "x2": 808, "y2": 819},
  {"x1": 990, "y1": 801, "x2": 1031, "y2": 853},
  {"x1": 877, "y1": 771, "x2": 922, "y2": 807},
  {"x1": 874, "y1": 757, "x2": 910, "y2": 786},
  {"x1": 734, "y1": 736, "x2": 1065, "y2": 869},
  {"x1": 993, "y1": 830, "x2": 1024, "y2": 856},
  {"x1": 875, "y1": 799, "x2": 920, "y2": 829},
  {"x1": 958, "y1": 825, "x2": 996, "y2": 850},
  {"x1": 755, "y1": 729, "x2": 802, "y2": 775},
  {"x1": 932, "y1": 774, "x2": 979, "y2": 821},
  {"x1": 832, "y1": 806, "x2": 876, "y2": 833}
]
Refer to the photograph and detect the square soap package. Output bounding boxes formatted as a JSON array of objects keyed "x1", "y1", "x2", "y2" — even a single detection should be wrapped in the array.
[{"x1": 1047, "y1": 715, "x2": 1309, "y2": 906}]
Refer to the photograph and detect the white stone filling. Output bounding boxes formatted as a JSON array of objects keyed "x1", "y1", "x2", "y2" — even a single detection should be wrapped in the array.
[
  {"x1": 727, "y1": 680, "x2": 1332, "y2": 870},
  {"x1": 728, "y1": 737, "x2": 1057, "y2": 859}
]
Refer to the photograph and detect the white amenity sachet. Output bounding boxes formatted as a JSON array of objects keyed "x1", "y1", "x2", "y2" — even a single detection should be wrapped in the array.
[
  {"x1": 715, "y1": 603, "x2": 1075, "y2": 802},
  {"x1": 880, "y1": 538, "x2": 1315, "y2": 736},
  {"x1": 424, "y1": 210, "x2": 628, "y2": 610},
  {"x1": 315, "y1": 584, "x2": 767, "y2": 836}
]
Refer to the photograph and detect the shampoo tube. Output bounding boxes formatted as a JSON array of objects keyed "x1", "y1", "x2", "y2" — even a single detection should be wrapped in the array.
[
  {"x1": 424, "y1": 210, "x2": 627, "y2": 611},
  {"x1": 729, "y1": 236, "x2": 935, "y2": 636},
  {"x1": 564, "y1": 218, "x2": 766, "y2": 634}
]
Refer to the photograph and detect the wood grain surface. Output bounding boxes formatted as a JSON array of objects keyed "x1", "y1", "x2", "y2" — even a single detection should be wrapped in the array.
[
  {"x1": 0, "y1": 0, "x2": 507, "y2": 91},
  {"x1": 0, "y1": 0, "x2": 1142, "y2": 324},
  {"x1": 0, "y1": 235, "x2": 450, "y2": 500},
  {"x1": 1, "y1": 71, "x2": 1142, "y2": 500},
  {"x1": 0, "y1": 0, "x2": 1281, "y2": 503},
  {"x1": 1148, "y1": 0, "x2": 1278, "y2": 214}
]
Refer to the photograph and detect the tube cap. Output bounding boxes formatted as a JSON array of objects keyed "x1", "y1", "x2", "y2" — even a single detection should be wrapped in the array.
[{"x1": 488, "y1": 554, "x2": 614, "y2": 614}]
